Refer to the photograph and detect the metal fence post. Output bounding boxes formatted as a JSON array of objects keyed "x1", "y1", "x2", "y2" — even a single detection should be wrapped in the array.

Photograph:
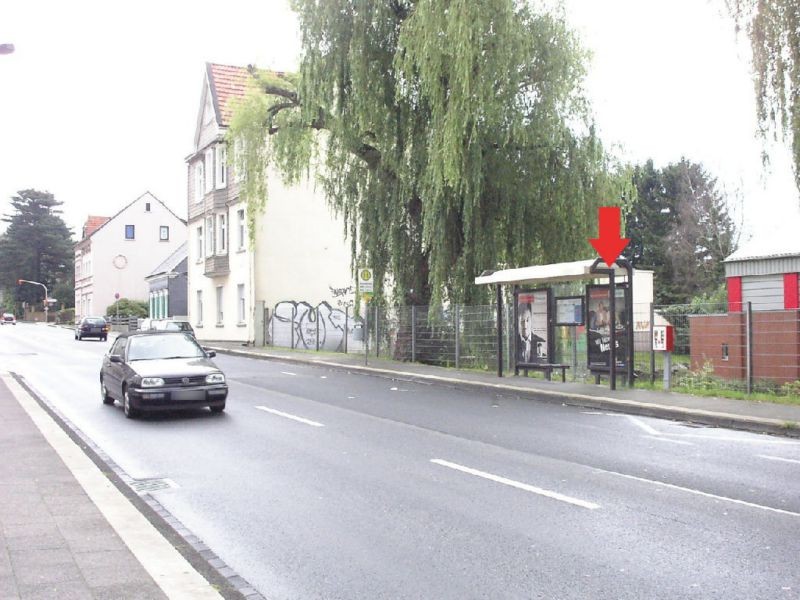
[
  {"x1": 291, "y1": 305, "x2": 296, "y2": 349},
  {"x1": 649, "y1": 303, "x2": 655, "y2": 385},
  {"x1": 411, "y1": 305, "x2": 416, "y2": 362},
  {"x1": 271, "y1": 306, "x2": 275, "y2": 347},
  {"x1": 344, "y1": 306, "x2": 349, "y2": 354},
  {"x1": 316, "y1": 305, "x2": 320, "y2": 351},
  {"x1": 455, "y1": 305, "x2": 460, "y2": 369},
  {"x1": 375, "y1": 305, "x2": 379, "y2": 358},
  {"x1": 746, "y1": 301, "x2": 753, "y2": 394}
]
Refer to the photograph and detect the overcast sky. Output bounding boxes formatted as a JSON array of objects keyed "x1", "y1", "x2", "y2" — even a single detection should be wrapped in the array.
[{"x1": 1, "y1": 0, "x2": 797, "y2": 245}]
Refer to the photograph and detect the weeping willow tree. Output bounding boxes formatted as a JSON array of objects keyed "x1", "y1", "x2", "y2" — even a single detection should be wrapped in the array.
[
  {"x1": 728, "y1": 0, "x2": 800, "y2": 192},
  {"x1": 229, "y1": 0, "x2": 630, "y2": 306}
]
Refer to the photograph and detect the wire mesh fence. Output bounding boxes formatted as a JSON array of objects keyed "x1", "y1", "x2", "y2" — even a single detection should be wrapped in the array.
[{"x1": 262, "y1": 300, "x2": 800, "y2": 395}]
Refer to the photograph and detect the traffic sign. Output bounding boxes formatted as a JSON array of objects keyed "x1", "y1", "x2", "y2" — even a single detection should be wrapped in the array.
[{"x1": 358, "y1": 268, "x2": 374, "y2": 297}]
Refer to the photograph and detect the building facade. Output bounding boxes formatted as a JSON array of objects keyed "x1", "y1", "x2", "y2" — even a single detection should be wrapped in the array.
[
  {"x1": 145, "y1": 242, "x2": 189, "y2": 319},
  {"x1": 74, "y1": 192, "x2": 187, "y2": 320},
  {"x1": 186, "y1": 63, "x2": 355, "y2": 343},
  {"x1": 689, "y1": 235, "x2": 800, "y2": 385}
]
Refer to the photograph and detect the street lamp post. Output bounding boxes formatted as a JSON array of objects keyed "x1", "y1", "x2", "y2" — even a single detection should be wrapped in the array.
[{"x1": 17, "y1": 279, "x2": 50, "y2": 323}]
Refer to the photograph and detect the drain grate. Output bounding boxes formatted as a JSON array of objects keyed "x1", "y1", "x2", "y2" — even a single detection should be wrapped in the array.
[{"x1": 130, "y1": 478, "x2": 178, "y2": 494}]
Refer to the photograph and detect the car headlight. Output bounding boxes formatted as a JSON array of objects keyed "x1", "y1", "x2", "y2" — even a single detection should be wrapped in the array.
[
  {"x1": 205, "y1": 373, "x2": 225, "y2": 384},
  {"x1": 141, "y1": 377, "x2": 165, "y2": 387}
]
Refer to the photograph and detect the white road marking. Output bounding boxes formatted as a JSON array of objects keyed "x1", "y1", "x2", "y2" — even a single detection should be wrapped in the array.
[
  {"x1": 255, "y1": 405, "x2": 324, "y2": 427},
  {"x1": 641, "y1": 435, "x2": 693, "y2": 446},
  {"x1": 430, "y1": 459, "x2": 600, "y2": 510},
  {"x1": 626, "y1": 415, "x2": 661, "y2": 435},
  {"x1": 281, "y1": 371, "x2": 297, "y2": 376},
  {"x1": 599, "y1": 468, "x2": 800, "y2": 518},
  {"x1": 665, "y1": 433, "x2": 800, "y2": 445},
  {"x1": 757, "y1": 454, "x2": 800, "y2": 465}
]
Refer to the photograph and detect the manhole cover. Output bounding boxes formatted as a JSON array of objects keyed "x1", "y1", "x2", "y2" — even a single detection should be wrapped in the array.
[{"x1": 130, "y1": 478, "x2": 178, "y2": 494}]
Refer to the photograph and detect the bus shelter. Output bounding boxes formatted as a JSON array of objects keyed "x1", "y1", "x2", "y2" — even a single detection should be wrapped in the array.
[{"x1": 475, "y1": 257, "x2": 635, "y2": 390}]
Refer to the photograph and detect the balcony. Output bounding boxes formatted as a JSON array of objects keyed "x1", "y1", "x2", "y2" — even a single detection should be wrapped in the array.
[{"x1": 204, "y1": 253, "x2": 230, "y2": 278}]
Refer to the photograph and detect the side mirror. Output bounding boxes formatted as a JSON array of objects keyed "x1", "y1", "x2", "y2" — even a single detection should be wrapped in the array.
[
  {"x1": 109, "y1": 355, "x2": 122, "y2": 364},
  {"x1": 205, "y1": 349, "x2": 216, "y2": 358}
]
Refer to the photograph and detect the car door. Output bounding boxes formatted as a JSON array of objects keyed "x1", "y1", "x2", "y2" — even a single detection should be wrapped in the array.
[{"x1": 103, "y1": 337, "x2": 127, "y2": 399}]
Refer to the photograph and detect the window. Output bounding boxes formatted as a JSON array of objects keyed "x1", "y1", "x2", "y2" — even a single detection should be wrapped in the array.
[
  {"x1": 237, "y1": 284, "x2": 245, "y2": 323},
  {"x1": 216, "y1": 145, "x2": 227, "y2": 189},
  {"x1": 160, "y1": 226, "x2": 169, "y2": 241},
  {"x1": 216, "y1": 286, "x2": 223, "y2": 325},
  {"x1": 205, "y1": 148, "x2": 214, "y2": 192},
  {"x1": 205, "y1": 216, "x2": 215, "y2": 255},
  {"x1": 194, "y1": 162, "x2": 204, "y2": 203},
  {"x1": 196, "y1": 290, "x2": 203, "y2": 325},
  {"x1": 237, "y1": 209, "x2": 245, "y2": 249},
  {"x1": 76, "y1": 261, "x2": 82, "y2": 279},
  {"x1": 125, "y1": 225, "x2": 135, "y2": 240},
  {"x1": 145, "y1": 202, "x2": 151, "y2": 212},
  {"x1": 196, "y1": 226, "x2": 203, "y2": 260},
  {"x1": 219, "y1": 214, "x2": 226, "y2": 252}
]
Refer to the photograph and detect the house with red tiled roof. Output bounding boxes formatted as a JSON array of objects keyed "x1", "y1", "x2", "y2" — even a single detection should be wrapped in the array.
[
  {"x1": 185, "y1": 63, "x2": 355, "y2": 345},
  {"x1": 74, "y1": 192, "x2": 187, "y2": 320}
]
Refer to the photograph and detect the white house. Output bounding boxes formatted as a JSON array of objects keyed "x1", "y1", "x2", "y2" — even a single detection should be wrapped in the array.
[
  {"x1": 74, "y1": 192, "x2": 187, "y2": 320},
  {"x1": 185, "y1": 63, "x2": 355, "y2": 345}
]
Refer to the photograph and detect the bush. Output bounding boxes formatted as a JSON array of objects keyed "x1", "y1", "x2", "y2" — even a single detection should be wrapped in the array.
[
  {"x1": 106, "y1": 298, "x2": 148, "y2": 318},
  {"x1": 57, "y1": 308, "x2": 75, "y2": 324}
]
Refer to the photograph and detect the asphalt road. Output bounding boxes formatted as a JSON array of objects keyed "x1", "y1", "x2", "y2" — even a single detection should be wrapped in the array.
[{"x1": 3, "y1": 322, "x2": 800, "y2": 599}]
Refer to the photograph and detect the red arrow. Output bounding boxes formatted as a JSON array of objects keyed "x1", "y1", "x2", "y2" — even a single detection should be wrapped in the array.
[{"x1": 589, "y1": 206, "x2": 630, "y2": 267}]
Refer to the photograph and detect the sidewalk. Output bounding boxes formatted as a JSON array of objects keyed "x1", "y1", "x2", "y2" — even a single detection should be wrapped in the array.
[
  {"x1": 207, "y1": 342, "x2": 800, "y2": 439},
  {"x1": 0, "y1": 373, "x2": 226, "y2": 600}
]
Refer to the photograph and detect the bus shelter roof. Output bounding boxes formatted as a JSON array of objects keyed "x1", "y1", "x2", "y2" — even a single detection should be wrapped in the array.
[{"x1": 474, "y1": 258, "x2": 630, "y2": 286}]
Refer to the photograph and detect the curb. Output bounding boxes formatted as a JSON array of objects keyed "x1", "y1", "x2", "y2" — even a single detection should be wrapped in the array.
[
  {"x1": 210, "y1": 346, "x2": 800, "y2": 440},
  {"x1": 10, "y1": 372, "x2": 266, "y2": 600}
]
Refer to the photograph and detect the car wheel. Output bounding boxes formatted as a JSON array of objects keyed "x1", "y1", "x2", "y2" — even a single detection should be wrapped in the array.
[
  {"x1": 123, "y1": 387, "x2": 138, "y2": 419},
  {"x1": 100, "y1": 378, "x2": 114, "y2": 405},
  {"x1": 210, "y1": 404, "x2": 226, "y2": 414}
]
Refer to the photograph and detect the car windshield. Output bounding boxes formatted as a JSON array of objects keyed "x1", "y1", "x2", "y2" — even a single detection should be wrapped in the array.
[{"x1": 127, "y1": 333, "x2": 205, "y2": 361}]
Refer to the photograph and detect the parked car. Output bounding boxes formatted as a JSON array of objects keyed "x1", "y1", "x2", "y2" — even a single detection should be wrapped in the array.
[
  {"x1": 1, "y1": 313, "x2": 16, "y2": 325},
  {"x1": 150, "y1": 319, "x2": 195, "y2": 335},
  {"x1": 75, "y1": 316, "x2": 109, "y2": 341},
  {"x1": 100, "y1": 331, "x2": 227, "y2": 418}
]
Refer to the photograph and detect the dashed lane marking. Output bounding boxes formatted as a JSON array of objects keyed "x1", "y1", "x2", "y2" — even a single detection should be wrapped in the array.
[
  {"x1": 430, "y1": 459, "x2": 600, "y2": 510},
  {"x1": 757, "y1": 454, "x2": 800, "y2": 465},
  {"x1": 255, "y1": 405, "x2": 325, "y2": 427}
]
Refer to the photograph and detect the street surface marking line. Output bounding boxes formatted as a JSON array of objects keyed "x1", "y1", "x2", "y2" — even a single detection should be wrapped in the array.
[
  {"x1": 641, "y1": 435, "x2": 693, "y2": 446},
  {"x1": 625, "y1": 415, "x2": 660, "y2": 436},
  {"x1": 757, "y1": 454, "x2": 800, "y2": 465},
  {"x1": 281, "y1": 371, "x2": 297, "y2": 376},
  {"x1": 255, "y1": 405, "x2": 325, "y2": 427},
  {"x1": 1, "y1": 373, "x2": 222, "y2": 599},
  {"x1": 664, "y1": 433, "x2": 800, "y2": 445},
  {"x1": 430, "y1": 459, "x2": 600, "y2": 510},
  {"x1": 599, "y1": 467, "x2": 800, "y2": 518}
]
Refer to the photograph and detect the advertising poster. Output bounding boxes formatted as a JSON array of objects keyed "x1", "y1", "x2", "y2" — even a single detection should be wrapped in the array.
[
  {"x1": 515, "y1": 289, "x2": 549, "y2": 365},
  {"x1": 586, "y1": 285, "x2": 629, "y2": 370}
]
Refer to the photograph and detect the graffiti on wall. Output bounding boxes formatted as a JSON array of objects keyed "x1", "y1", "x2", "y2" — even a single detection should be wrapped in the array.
[{"x1": 268, "y1": 299, "x2": 360, "y2": 351}]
